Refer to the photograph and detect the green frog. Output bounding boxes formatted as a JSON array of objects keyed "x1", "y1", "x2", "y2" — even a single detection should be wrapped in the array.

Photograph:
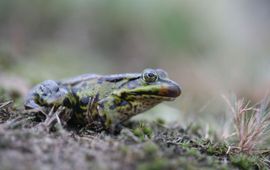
[{"x1": 25, "y1": 68, "x2": 181, "y2": 132}]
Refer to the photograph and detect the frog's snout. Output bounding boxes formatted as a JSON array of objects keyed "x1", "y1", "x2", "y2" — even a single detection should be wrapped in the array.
[
  {"x1": 167, "y1": 84, "x2": 181, "y2": 97},
  {"x1": 159, "y1": 83, "x2": 181, "y2": 98}
]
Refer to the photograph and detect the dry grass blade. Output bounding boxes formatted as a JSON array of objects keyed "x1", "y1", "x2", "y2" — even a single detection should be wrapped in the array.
[
  {"x1": 0, "y1": 100, "x2": 13, "y2": 109},
  {"x1": 223, "y1": 95, "x2": 270, "y2": 154},
  {"x1": 44, "y1": 106, "x2": 66, "y2": 129},
  {"x1": 22, "y1": 108, "x2": 48, "y2": 117}
]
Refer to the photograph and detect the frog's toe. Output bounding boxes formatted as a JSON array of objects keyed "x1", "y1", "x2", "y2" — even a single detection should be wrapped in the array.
[
  {"x1": 24, "y1": 100, "x2": 47, "y2": 114},
  {"x1": 24, "y1": 99, "x2": 40, "y2": 110}
]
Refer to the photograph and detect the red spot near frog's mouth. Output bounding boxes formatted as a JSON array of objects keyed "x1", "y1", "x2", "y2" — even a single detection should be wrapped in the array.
[{"x1": 159, "y1": 85, "x2": 181, "y2": 98}]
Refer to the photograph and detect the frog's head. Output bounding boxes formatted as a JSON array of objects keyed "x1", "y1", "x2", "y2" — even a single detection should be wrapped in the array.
[
  {"x1": 34, "y1": 80, "x2": 68, "y2": 106},
  {"x1": 112, "y1": 68, "x2": 181, "y2": 114}
]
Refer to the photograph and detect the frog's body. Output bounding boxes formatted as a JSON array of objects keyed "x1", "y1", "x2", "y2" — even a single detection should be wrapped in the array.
[{"x1": 25, "y1": 69, "x2": 181, "y2": 132}]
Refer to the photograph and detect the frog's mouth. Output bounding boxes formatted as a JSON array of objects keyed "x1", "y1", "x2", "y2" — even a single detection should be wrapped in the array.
[{"x1": 120, "y1": 84, "x2": 181, "y2": 100}]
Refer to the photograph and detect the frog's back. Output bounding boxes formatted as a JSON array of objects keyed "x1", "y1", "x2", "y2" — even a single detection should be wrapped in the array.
[{"x1": 60, "y1": 74, "x2": 101, "y2": 87}]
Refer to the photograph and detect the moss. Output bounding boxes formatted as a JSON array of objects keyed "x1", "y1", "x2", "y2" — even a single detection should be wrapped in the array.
[
  {"x1": 230, "y1": 154, "x2": 261, "y2": 170},
  {"x1": 179, "y1": 141, "x2": 191, "y2": 149},
  {"x1": 156, "y1": 118, "x2": 165, "y2": 125},
  {"x1": 142, "y1": 126, "x2": 152, "y2": 137},
  {"x1": 138, "y1": 158, "x2": 169, "y2": 170},
  {"x1": 143, "y1": 142, "x2": 159, "y2": 156},
  {"x1": 206, "y1": 143, "x2": 227, "y2": 156},
  {"x1": 133, "y1": 127, "x2": 145, "y2": 140},
  {"x1": 132, "y1": 122, "x2": 152, "y2": 140},
  {"x1": 186, "y1": 147, "x2": 199, "y2": 156}
]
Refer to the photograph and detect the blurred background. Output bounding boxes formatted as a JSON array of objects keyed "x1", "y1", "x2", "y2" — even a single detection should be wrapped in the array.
[{"x1": 1, "y1": 0, "x2": 270, "y2": 130}]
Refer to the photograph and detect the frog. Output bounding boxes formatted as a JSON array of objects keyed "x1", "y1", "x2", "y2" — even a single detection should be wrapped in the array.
[{"x1": 24, "y1": 68, "x2": 181, "y2": 132}]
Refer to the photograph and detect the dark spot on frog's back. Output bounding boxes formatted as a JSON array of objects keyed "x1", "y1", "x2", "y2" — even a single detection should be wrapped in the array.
[
  {"x1": 105, "y1": 77, "x2": 125, "y2": 83},
  {"x1": 109, "y1": 105, "x2": 116, "y2": 110},
  {"x1": 80, "y1": 96, "x2": 90, "y2": 106},
  {"x1": 63, "y1": 98, "x2": 72, "y2": 107},
  {"x1": 71, "y1": 87, "x2": 79, "y2": 95},
  {"x1": 119, "y1": 100, "x2": 129, "y2": 106}
]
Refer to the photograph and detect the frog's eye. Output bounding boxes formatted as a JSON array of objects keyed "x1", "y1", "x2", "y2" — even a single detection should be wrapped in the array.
[
  {"x1": 142, "y1": 69, "x2": 158, "y2": 83},
  {"x1": 156, "y1": 69, "x2": 168, "y2": 78}
]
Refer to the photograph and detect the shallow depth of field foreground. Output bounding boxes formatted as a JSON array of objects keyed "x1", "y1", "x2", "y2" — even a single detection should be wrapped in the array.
[{"x1": 1, "y1": 1, "x2": 270, "y2": 170}]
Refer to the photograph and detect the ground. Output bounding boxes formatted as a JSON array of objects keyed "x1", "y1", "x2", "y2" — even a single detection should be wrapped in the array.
[{"x1": 0, "y1": 94, "x2": 269, "y2": 170}]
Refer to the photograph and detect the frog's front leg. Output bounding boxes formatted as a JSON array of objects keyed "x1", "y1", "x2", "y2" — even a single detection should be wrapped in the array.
[
  {"x1": 97, "y1": 95, "x2": 132, "y2": 133},
  {"x1": 24, "y1": 80, "x2": 69, "y2": 112}
]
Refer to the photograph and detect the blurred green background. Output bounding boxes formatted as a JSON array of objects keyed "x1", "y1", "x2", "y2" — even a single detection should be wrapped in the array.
[{"x1": 1, "y1": 0, "x2": 270, "y2": 129}]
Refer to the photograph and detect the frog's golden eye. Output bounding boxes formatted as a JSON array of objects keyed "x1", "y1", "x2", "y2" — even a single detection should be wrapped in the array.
[{"x1": 142, "y1": 69, "x2": 158, "y2": 83}]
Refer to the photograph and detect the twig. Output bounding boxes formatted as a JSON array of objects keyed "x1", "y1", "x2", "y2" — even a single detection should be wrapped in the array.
[{"x1": 0, "y1": 100, "x2": 13, "y2": 109}]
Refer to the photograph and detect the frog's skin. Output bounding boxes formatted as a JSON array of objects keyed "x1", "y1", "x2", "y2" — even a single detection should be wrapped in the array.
[
  {"x1": 24, "y1": 80, "x2": 68, "y2": 110},
  {"x1": 25, "y1": 68, "x2": 181, "y2": 131}
]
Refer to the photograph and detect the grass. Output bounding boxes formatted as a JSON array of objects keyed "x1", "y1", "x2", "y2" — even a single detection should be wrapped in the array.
[{"x1": 223, "y1": 95, "x2": 270, "y2": 154}]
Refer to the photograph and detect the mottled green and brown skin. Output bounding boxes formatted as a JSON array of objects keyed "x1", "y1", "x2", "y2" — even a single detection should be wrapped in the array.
[{"x1": 25, "y1": 69, "x2": 181, "y2": 131}]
